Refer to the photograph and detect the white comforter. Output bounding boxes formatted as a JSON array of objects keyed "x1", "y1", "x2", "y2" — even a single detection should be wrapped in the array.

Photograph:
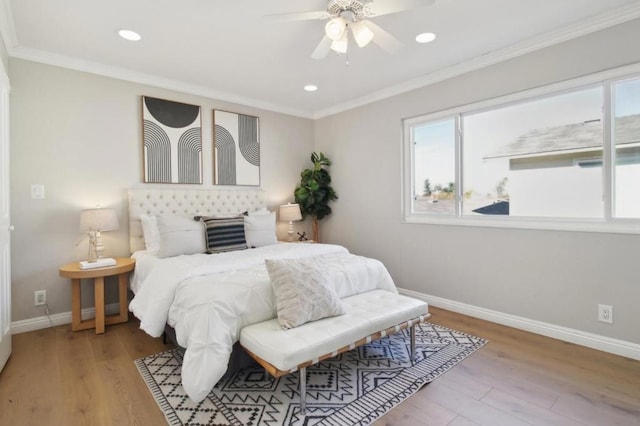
[{"x1": 129, "y1": 243, "x2": 397, "y2": 402}]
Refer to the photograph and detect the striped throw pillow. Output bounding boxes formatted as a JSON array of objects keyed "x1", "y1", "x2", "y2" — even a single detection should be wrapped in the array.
[{"x1": 196, "y1": 216, "x2": 247, "y2": 253}]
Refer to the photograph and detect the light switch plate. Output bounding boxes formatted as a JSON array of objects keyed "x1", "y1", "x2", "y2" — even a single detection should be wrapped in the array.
[{"x1": 31, "y1": 184, "x2": 45, "y2": 199}]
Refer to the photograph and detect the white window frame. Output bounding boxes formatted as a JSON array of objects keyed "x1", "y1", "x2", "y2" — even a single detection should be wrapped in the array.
[{"x1": 402, "y1": 63, "x2": 640, "y2": 235}]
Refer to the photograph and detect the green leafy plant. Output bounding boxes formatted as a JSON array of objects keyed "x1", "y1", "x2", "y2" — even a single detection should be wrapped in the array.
[{"x1": 294, "y1": 152, "x2": 338, "y2": 242}]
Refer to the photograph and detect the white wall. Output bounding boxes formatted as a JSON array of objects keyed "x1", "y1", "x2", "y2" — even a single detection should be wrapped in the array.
[
  {"x1": 9, "y1": 59, "x2": 314, "y2": 322},
  {"x1": 315, "y1": 19, "x2": 640, "y2": 344}
]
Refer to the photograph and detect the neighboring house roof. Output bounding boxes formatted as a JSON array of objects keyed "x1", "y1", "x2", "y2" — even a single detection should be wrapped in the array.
[
  {"x1": 472, "y1": 200, "x2": 510, "y2": 215},
  {"x1": 485, "y1": 114, "x2": 640, "y2": 159}
]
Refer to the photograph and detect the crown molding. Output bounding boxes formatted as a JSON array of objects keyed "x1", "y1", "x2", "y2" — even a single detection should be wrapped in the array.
[
  {"x1": 313, "y1": 2, "x2": 640, "y2": 119},
  {"x1": 2, "y1": 2, "x2": 640, "y2": 120},
  {"x1": 0, "y1": 0, "x2": 16, "y2": 50},
  {"x1": 8, "y1": 46, "x2": 314, "y2": 119},
  {"x1": 0, "y1": 0, "x2": 313, "y2": 119},
  {"x1": 0, "y1": 1, "x2": 313, "y2": 119}
]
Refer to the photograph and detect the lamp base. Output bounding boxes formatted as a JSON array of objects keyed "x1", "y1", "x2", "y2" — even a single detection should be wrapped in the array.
[{"x1": 287, "y1": 221, "x2": 294, "y2": 242}]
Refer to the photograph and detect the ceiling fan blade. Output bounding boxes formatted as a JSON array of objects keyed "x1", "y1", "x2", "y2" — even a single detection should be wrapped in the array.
[
  {"x1": 366, "y1": 21, "x2": 403, "y2": 53},
  {"x1": 364, "y1": 0, "x2": 436, "y2": 17},
  {"x1": 311, "y1": 35, "x2": 332, "y2": 59},
  {"x1": 265, "y1": 10, "x2": 332, "y2": 22}
]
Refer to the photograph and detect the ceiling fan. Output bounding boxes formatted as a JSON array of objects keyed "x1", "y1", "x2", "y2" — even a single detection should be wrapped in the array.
[{"x1": 270, "y1": 0, "x2": 436, "y2": 59}]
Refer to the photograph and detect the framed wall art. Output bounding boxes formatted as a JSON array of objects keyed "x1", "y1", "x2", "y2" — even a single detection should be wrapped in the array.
[
  {"x1": 142, "y1": 96, "x2": 202, "y2": 184},
  {"x1": 213, "y1": 110, "x2": 260, "y2": 186}
]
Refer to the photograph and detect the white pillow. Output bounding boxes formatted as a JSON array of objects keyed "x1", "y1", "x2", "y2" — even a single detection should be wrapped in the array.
[
  {"x1": 156, "y1": 215, "x2": 206, "y2": 258},
  {"x1": 139, "y1": 214, "x2": 161, "y2": 253},
  {"x1": 247, "y1": 208, "x2": 270, "y2": 216},
  {"x1": 265, "y1": 258, "x2": 345, "y2": 329},
  {"x1": 244, "y1": 212, "x2": 277, "y2": 247}
]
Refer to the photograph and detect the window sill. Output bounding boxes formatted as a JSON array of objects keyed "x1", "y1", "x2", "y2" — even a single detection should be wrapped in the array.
[{"x1": 402, "y1": 214, "x2": 640, "y2": 235}]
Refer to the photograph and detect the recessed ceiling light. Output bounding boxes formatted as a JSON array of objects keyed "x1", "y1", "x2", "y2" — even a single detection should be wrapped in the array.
[
  {"x1": 415, "y1": 32, "x2": 436, "y2": 44},
  {"x1": 118, "y1": 29, "x2": 141, "y2": 41},
  {"x1": 304, "y1": 85, "x2": 318, "y2": 92}
]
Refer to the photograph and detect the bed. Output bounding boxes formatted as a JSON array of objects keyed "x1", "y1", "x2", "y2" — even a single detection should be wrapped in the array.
[{"x1": 127, "y1": 188, "x2": 403, "y2": 403}]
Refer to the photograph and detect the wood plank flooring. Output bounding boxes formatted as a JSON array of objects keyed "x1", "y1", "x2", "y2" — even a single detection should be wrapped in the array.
[
  {"x1": 374, "y1": 308, "x2": 640, "y2": 426},
  {"x1": 1, "y1": 307, "x2": 638, "y2": 425}
]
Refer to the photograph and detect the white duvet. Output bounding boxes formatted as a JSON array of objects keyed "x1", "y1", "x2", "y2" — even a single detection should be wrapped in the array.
[{"x1": 129, "y1": 243, "x2": 397, "y2": 402}]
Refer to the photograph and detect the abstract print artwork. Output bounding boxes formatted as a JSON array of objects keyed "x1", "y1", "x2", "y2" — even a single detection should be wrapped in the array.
[
  {"x1": 142, "y1": 96, "x2": 202, "y2": 184},
  {"x1": 213, "y1": 110, "x2": 260, "y2": 186}
]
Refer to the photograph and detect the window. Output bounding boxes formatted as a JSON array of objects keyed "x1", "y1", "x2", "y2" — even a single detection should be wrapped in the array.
[
  {"x1": 403, "y1": 67, "x2": 640, "y2": 232},
  {"x1": 613, "y1": 77, "x2": 640, "y2": 219},
  {"x1": 463, "y1": 86, "x2": 603, "y2": 219},
  {"x1": 411, "y1": 118, "x2": 456, "y2": 215}
]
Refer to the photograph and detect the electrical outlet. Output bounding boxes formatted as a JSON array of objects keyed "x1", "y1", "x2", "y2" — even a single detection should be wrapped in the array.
[
  {"x1": 34, "y1": 290, "x2": 46, "y2": 306},
  {"x1": 598, "y1": 304, "x2": 613, "y2": 324}
]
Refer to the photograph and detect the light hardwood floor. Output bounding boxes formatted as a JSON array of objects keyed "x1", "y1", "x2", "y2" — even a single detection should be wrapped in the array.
[{"x1": 0, "y1": 307, "x2": 638, "y2": 425}]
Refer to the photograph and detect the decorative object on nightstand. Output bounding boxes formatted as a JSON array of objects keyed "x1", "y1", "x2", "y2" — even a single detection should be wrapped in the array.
[
  {"x1": 297, "y1": 231, "x2": 308, "y2": 241},
  {"x1": 59, "y1": 257, "x2": 135, "y2": 334},
  {"x1": 79, "y1": 208, "x2": 119, "y2": 269},
  {"x1": 294, "y1": 152, "x2": 338, "y2": 242},
  {"x1": 279, "y1": 203, "x2": 302, "y2": 242}
]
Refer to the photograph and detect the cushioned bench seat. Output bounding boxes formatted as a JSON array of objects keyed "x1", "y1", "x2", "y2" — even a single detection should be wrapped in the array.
[{"x1": 239, "y1": 289, "x2": 430, "y2": 414}]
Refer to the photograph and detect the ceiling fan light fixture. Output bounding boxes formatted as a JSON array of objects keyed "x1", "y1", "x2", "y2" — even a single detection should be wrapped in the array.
[
  {"x1": 325, "y1": 17, "x2": 347, "y2": 41},
  {"x1": 351, "y1": 21, "x2": 374, "y2": 48},
  {"x1": 330, "y1": 33, "x2": 348, "y2": 54}
]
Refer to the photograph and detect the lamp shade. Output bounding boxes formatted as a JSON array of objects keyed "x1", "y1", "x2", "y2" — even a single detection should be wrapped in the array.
[
  {"x1": 279, "y1": 203, "x2": 302, "y2": 222},
  {"x1": 330, "y1": 33, "x2": 348, "y2": 54},
  {"x1": 351, "y1": 21, "x2": 374, "y2": 48},
  {"x1": 325, "y1": 16, "x2": 347, "y2": 41},
  {"x1": 79, "y1": 208, "x2": 119, "y2": 232}
]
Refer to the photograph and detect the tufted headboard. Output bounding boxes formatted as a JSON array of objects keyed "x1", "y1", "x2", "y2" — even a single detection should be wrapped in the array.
[{"x1": 128, "y1": 188, "x2": 267, "y2": 253}]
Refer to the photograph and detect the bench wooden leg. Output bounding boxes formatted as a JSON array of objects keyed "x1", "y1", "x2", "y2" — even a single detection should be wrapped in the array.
[
  {"x1": 410, "y1": 325, "x2": 416, "y2": 364},
  {"x1": 299, "y1": 367, "x2": 307, "y2": 415}
]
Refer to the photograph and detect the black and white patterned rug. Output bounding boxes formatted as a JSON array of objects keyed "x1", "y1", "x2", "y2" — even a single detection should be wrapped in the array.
[{"x1": 135, "y1": 323, "x2": 486, "y2": 426}]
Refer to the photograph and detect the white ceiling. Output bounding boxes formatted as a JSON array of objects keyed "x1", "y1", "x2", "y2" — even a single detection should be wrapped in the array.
[{"x1": 3, "y1": 0, "x2": 640, "y2": 118}]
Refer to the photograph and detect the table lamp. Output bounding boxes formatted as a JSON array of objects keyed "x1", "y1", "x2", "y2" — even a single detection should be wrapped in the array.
[
  {"x1": 279, "y1": 203, "x2": 302, "y2": 242},
  {"x1": 79, "y1": 208, "x2": 119, "y2": 267}
]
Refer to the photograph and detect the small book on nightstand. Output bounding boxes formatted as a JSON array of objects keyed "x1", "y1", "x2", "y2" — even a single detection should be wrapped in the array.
[{"x1": 79, "y1": 258, "x2": 117, "y2": 270}]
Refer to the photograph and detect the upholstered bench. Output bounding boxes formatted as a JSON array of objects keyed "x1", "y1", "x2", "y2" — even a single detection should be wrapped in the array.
[{"x1": 239, "y1": 289, "x2": 430, "y2": 414}]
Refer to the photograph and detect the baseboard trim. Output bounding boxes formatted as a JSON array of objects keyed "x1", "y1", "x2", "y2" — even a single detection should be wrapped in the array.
[
  {"x1": 11, "y1": 303, "x2": 122, "y2": 334},
  {"x1": 399, "y1": 288, "x2": 640, "y2": 361},
  {"x1": 14, "y1": 292, "x2": 640, "y2": 360}
]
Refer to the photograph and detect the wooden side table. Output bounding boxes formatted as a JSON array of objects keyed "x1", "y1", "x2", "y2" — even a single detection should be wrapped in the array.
[{"x1": 58, "y1": 257, "x2": 135, "y2": 334}]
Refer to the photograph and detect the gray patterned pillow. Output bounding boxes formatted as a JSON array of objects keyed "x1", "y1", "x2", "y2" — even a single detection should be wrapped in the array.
[
  {"x1": 195, "y1": 215, "x2": 247, "y2": 253},
  {"x1": 265, "y1": 258, "x2": 345, "y2": 329}
]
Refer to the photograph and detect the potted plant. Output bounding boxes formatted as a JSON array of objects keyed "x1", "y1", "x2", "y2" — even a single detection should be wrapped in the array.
[{"x1": 294, "y1": 152, "x2": 338, "y2": 242}]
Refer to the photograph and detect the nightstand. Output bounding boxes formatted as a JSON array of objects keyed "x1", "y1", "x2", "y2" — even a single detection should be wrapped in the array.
[{"x1": 58, "y1": 257, "x2": 135, "y2": 334}]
